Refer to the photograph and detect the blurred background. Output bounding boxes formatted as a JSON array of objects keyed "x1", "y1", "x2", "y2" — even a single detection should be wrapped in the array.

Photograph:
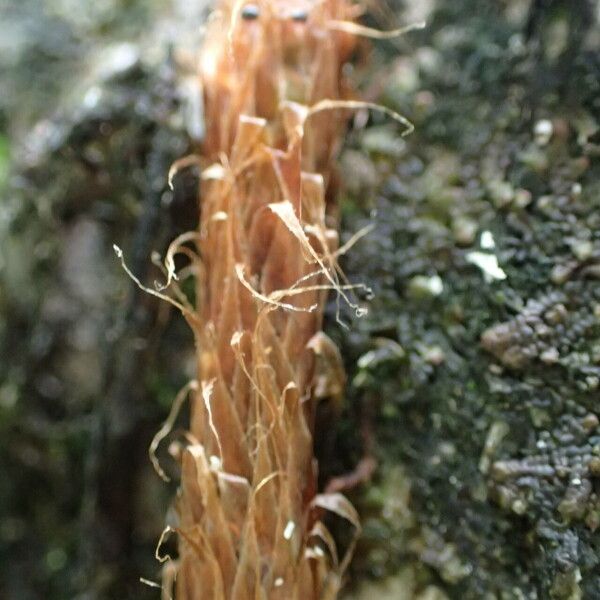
[{"x1": 0, "y1": 1, "x2": 599, "y2": 599}]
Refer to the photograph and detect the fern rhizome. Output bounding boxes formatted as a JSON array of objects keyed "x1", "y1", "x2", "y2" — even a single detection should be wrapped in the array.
[{"x1": 118, "y1": 0, "x2": 418, "y2": 597}]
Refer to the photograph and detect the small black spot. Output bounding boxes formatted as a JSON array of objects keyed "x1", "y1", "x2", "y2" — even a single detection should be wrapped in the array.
[
  {"x1": 290, "y1": 9, "x2": 308, "y2": 22},
  {"x1": 241, "y1": 4, "x2": 260, "y2": 20}
]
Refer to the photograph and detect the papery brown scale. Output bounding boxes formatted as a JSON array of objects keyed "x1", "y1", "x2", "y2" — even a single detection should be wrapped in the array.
[{"x1": 172, "y1": 0, "x2": 361, "y2": 597}]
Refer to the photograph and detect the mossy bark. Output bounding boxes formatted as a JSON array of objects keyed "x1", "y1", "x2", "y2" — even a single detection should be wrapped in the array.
[{"x1": 333, "y1": 1, "x2": 600, "y2": 598}]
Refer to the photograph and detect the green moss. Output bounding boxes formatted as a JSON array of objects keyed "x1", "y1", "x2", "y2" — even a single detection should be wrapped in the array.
[{"x1": 329, "y1": 0, "x2": 600, "y2": 597}]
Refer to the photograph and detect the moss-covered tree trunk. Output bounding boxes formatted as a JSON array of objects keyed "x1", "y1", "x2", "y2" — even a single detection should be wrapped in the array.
[{"x1": 334, "y1": 2, "x2": 600, "y2": 598}]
